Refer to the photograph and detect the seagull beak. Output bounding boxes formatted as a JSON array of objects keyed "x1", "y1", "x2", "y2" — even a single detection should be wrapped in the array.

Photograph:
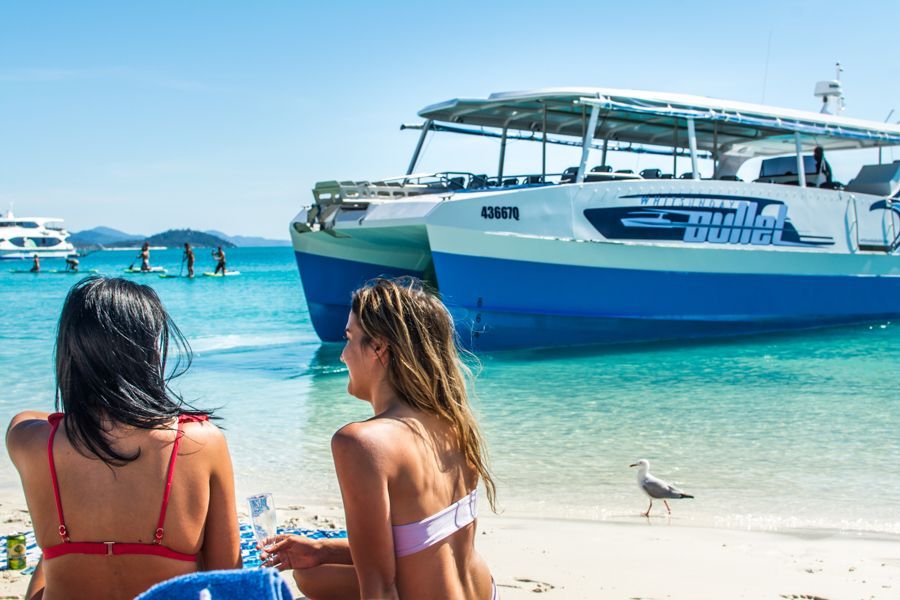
[{"x1": 629, "y1": 463, "x2": 638, "y2": 468}]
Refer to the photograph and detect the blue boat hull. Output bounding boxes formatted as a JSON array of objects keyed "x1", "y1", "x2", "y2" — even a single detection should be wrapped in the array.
[
  {"x1": 431, "y1": 251, "x2": 900, "y2": 350},
  {"x1": 294, "y1": 251, "x2": 425, "y2": 342}
]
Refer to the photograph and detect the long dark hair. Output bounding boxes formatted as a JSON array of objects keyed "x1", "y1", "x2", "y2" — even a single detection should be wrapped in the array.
[{"x1": 55, "y1": 277, "x2": 204, "y2": 465}]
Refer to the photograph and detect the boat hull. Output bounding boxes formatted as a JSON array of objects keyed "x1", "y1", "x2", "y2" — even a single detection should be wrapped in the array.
[
  {"x1": 294, "y1": 250, "x2": 426, "y2": 341},
  {"x1": 290, "y1": 207, "x2": 436, "y2": 341},
  {"x1": 431, "y1": 249, "x2": 900, "y2": 350},
  {"x1": 292, "y1": 179, "x2": 900, "y2": 349},
  {"x1": 425, "y1": 180, "x2": 900, "y2": 349}
]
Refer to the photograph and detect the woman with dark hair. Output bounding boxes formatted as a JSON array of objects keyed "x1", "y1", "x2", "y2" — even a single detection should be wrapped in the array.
[
  {"x1": 261, "y1": 277, "x2": 497, "y2": 599},
  {"x1": 6, "y1": 277, "x2": 241, "y2": 600}
]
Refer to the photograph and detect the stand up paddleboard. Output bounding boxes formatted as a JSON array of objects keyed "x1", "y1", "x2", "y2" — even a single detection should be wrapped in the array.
[
  {"x1": 202, "y1": 271, "x2": 241, "y2": 277},
  {"x1": 123, "y1": 267, "x2": 167, "y2": 274},
  {"x1": 9, "y1": 269, "x2": 100, "y2": 275}
]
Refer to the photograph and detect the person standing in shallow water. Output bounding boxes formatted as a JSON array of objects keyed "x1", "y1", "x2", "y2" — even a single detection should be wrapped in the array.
[
  {"x1": 183, "y1": 242, "x2": 195, "y2": 278},
  {"x1": 30, "y1": 254, "x2": 40, "y2": 272},
  {"x1": 6, "y1": 277, "x2": 241, "y2": 600},
  {"x1": 261, "y1": 277, "x2": 498, "y2": 600}
]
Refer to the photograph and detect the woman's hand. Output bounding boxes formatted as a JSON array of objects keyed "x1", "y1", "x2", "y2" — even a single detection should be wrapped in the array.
[{"x1": 258, "y1": 534, "x2": 323, "y2": 571}]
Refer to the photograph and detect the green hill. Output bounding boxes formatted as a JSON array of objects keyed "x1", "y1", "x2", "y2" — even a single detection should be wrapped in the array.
[
  {"x1": 93, "y1": 229, "x2": 235, "y2": 249},
  {"x1": 143, "y1": 229, "x2": 235, "y2": 248}
]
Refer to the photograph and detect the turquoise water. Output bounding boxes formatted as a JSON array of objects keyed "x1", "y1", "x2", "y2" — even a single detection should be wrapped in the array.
[{"x1": 1, "y1": 247, "x2": 898, "y2": 534}]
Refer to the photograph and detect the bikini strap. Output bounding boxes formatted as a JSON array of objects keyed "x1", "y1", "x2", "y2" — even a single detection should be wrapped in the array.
[
  {"x1": 154, "y1": 414, "x2": 208, "y2": 544},
  {"x1": 46, "y1": 413, "x2": 70, "y2": 543}
]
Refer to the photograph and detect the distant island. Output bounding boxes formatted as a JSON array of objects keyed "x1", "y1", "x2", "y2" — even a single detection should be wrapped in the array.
[{"x1": 71, "y1": 227, "x2": 290, "y2": 250}]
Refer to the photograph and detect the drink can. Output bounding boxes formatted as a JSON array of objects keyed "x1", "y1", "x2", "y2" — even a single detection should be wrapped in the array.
[{"x1": 6, "y1": 534, "x2": 27, "y2": 570}]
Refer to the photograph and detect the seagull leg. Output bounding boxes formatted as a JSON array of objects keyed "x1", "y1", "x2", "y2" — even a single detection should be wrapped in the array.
[
  {"x1": 664, "y1": 500, "x2": 671, "y2": 515},
  {"x1": 642, "y1": 499, "x2": 652, "y2": 517}
]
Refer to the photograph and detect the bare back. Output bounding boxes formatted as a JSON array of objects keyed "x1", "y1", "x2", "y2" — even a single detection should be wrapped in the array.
[
  {"x1": 336, "y1": 406, "x2": 493, "y2": 599},
  {"x1": 9, "y1": 415, "x2": 240, "y2": 600}
]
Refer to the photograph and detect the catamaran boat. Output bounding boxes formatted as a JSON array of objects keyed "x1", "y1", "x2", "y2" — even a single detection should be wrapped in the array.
[
  {"x1": 290, "y1": 80, "x2": 900, "y2": 350},
  {"x1": 0, "y1": 210, "x2": 77, "y2": 260}
]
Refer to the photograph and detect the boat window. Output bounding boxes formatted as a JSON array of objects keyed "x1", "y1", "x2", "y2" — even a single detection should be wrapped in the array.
[
  {"x1": 759, "y1": 156, "x2": 816, "y2": 178},
  {"x1": 15, "y1": 221, "x2": 40, "y2": 229},
  {"x1": 9, "y1": 237, "x2": 61, "y2": 247}
]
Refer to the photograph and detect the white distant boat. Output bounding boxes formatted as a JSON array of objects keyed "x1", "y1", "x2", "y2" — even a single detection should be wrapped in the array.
[
  {"x1": 290, "y1": 74, "x2": 900, "y2": 350},
  {"x1": 0, "y1": 210, "x2": 77, "y2": 260}
]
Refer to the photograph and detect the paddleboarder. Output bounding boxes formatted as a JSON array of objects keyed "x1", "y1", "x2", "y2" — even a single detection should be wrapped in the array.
[
  {"x1": 30, "y1": 254, "x2": 40, "y2": 273},
  {"x1": 212, "y1": 246, "x2": 227, "y2": 275},
  {"x1": 65, "y1": 256, "x2": 80, "y2": 272},
  {"x1": 139, "y1": 242, "x2": 151, "y2": 272},
  {"x1": 183, "y1": 243, "x2": 195, "y2": 278}
]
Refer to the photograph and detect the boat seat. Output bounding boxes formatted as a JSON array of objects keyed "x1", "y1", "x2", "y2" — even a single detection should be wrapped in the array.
[
  {"x1": 679, "y1": 172, "x2": 694, "y2": 179},
  {"x1": 447, "y1": 177, "x2": 465, "y2": 190},
  {"x1": 660, "y1": 174, "x2": 674, "y2": 179},
  {"x1": 468, "y1": 174, "x2": 488, "y2": 189},
  {"x1": 639, "y1": 168, "x2": 662, "y2": 179},
  {"x1": 591, "y1": 165, "x2": 612, "y2": 173},
  {"x1": 615, "y1": 169, "x2": 634, "y2": 174},
  {"x1": 502, "y1": 178, "x2": 519, "y2": 186},
  {"x1": 717, "y1": 175, "x2": 742, "y2": 181},
  {"x1": 560, "y1": 167, "x2": 579, "y2": 183},
  {"x1": 524, "y1": 175, "x2": 544, "y2": 184},
  {"x1": 846, "y1": 162, "x2": 900, "y2": 196}
]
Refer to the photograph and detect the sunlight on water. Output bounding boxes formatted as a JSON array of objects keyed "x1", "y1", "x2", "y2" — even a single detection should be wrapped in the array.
[{"x1": 1, "y1": 248, "x2": 898, "y2": 534}]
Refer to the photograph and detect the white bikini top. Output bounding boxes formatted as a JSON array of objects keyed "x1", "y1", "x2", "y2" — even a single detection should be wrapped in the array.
[{"x1": 392, "y1": 489, "x2": 478, "y2": 557}]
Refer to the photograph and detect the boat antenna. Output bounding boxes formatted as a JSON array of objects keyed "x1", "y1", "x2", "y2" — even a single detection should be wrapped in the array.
[
  {"x1": 814, "y1": 62, "x2": 845, "y2": 115},
  {"x1": 760, "y1": 31, "x2": 772, "y2": 104}
]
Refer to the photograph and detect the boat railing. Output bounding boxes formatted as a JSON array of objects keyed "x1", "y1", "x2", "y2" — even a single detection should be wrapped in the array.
[{"x1": 312, "y1": 171, "x2": 589, "y2": 206}]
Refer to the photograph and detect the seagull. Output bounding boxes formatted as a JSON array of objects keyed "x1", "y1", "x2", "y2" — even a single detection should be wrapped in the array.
[{"x1": 629, "y1": 459, "x2": 694, "y2": 517}]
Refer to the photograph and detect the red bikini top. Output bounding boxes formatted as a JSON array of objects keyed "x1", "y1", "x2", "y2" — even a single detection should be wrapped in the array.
[{"x1": 42, "y1": 412, "x2": 208, "y2": 562}]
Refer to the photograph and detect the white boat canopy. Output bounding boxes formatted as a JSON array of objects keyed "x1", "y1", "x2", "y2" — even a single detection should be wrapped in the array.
[{"x1": 418, "y1": 87, "x2": 900, "y2": 158}]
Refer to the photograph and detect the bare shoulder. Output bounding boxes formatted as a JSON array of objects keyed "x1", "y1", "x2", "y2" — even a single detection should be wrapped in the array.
[
  {"x1": 6, "y1": 411, "x2": 51, "y2": 462},
  {"x1": 331, "y1": 419, "x2": 400, "y2": 463},
  {"x1": 179, "y1": 418, "x2": 229, "y2": 456}
]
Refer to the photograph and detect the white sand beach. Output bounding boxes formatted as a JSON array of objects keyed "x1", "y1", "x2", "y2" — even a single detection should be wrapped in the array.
[{"x1": 1, "y1": 499, "x2": 897, "y2": 599}]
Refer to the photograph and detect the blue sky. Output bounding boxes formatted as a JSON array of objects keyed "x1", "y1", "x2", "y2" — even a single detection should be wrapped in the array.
[{"x1": 2, "y1": 0, "x2": 899, "y2": 238}]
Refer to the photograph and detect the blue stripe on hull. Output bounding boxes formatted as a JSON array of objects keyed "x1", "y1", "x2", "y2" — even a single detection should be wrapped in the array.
[
  {"x1": 431, "y1": 251, "x2": 900, "y2": 350},
  {"x1": 294, "y1": 251, "x2": 424, "y2": 342}
]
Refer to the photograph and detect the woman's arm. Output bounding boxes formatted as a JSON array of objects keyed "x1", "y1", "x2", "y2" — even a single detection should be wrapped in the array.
[
  {"x1": 199, "y1": 425, "x2": 242, "y2": 569},
  {"x1": 332, "y1": 423, "x2": 399, "y2": 600},
  {"x1": 261, "y1": 535, "x2": 353, "y2": 568}
]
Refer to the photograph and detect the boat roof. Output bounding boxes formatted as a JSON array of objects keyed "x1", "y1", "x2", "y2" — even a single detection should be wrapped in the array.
[
  {"x1": 0, "y1": 216, "x2": 64, "y2": 223},
  {"x1": 418, "y1": 87, "x2": 900, "y2": 157}
]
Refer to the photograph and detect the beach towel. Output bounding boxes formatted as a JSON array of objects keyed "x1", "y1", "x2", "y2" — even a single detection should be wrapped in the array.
[{"x1": 135, "y1": 567, "x2": 292, "y2": 600}]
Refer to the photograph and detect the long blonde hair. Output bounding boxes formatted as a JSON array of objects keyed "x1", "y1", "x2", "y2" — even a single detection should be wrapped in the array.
[{"x1": 351, "y1": 277, "x2": 496, "y2": 510}]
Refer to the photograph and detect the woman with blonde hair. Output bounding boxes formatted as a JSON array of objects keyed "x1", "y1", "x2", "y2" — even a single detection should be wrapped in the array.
[{"x1": 262, "y1": 277, "x2": 497, "y2": 599}]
